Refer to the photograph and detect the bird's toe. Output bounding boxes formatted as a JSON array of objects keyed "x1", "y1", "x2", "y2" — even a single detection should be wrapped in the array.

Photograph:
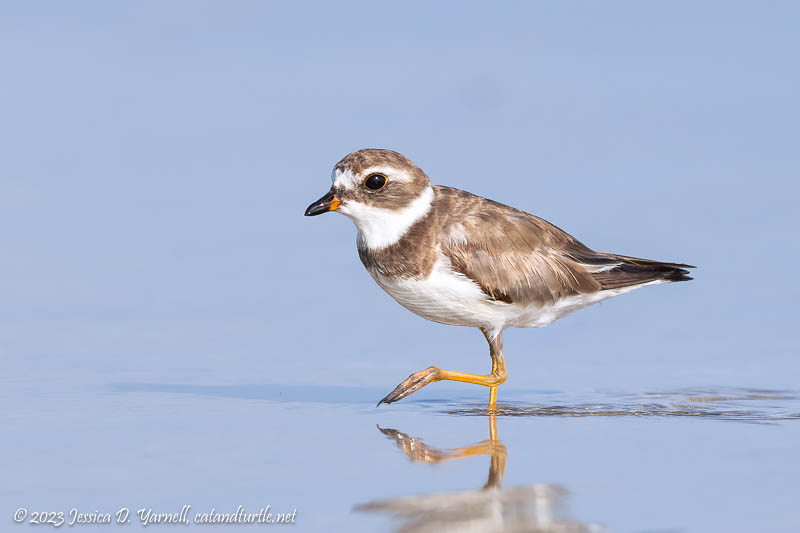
[{"x1": 376, "y1": 367, "x2": 441, "y2": 406}]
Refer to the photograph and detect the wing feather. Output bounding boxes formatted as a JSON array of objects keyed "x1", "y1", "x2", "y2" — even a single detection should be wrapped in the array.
[
  {"x1": 433, "y1": 186, "x2": 694, "y2": 305},
  {"x1": 435, "y1": 187, "x2": 600, "y2": 306}
]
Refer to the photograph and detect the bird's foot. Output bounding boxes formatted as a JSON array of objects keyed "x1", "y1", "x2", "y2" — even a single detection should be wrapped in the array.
[{"x1": 377, "y1": 366, "x2": 442, "y2": 406}]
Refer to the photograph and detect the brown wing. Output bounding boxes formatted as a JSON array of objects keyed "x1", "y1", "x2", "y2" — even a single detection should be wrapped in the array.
[
  {"x1": 434, "y1": 187, "x2": 601, "y2": 307},
  {"x1": 434, "y1": 186, "x2": 694, "y2": 306}
]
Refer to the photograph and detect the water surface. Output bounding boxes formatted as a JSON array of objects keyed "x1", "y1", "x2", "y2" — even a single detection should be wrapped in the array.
[{"x1": 4, "y1": 379, "x2": 798, "y2": 532}]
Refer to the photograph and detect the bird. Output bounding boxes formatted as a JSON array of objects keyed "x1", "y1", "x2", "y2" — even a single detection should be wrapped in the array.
[{"x1": 305, "y1": 149, "x2": 694, "y2": 409}]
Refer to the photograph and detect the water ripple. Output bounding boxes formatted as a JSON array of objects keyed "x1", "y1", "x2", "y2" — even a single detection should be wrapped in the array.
[{"x1": 433, "y1": 388, "x2": 800, "y2": 422}]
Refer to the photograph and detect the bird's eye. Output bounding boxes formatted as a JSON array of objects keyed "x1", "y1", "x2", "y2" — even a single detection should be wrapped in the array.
[{"x1": 364, "y1": 174, "x2": 387, "y2": 190}]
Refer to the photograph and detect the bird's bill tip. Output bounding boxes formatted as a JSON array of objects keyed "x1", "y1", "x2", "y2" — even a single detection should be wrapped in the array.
[{"x1": 304, "y1": 191, "x2": 340, "y2": 216}]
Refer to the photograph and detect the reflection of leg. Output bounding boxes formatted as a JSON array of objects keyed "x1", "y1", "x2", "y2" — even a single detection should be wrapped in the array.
[
  {"x1": 377, "y1": 413, "x2": 507, "y2": 489},
  {"x1": 376, "y1": 426, "x2": 447, "y2": 464},
  {"x1": 377, "y1": 329, "x2": 508, "y2": 408},
  {"x1": 484, "y1": 414, "x2": 506, "y2": 489}
]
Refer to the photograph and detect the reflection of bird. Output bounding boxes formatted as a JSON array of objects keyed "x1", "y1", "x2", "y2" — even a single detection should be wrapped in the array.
[
  {"x1": 306, "y1": 149, "x2": 694, "y2": 409},
  {"x1": 355, "y1": 416, "x2": 604, "y2": 533}
]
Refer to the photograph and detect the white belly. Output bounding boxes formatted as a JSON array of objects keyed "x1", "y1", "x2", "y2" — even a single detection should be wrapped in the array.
[
  {"x1": 370, "y1": 256, "x2": 511, "y2": 331},
  {"x1": 369, "y1": 255, "x2": 661, "y2": 332}
]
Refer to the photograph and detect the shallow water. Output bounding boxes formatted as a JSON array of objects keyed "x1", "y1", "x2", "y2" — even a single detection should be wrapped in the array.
[{"x1": 3, "y1": 379, "x2": 799, "y2": 532}]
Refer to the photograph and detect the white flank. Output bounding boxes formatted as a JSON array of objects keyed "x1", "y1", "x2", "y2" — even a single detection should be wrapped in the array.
[
  {"x1": 340, "y1": 186, "x2": 434, "y2": 250},
  {"x1": 507, "y1": 279, "x2": 665, "y2": 328},
  {"x1": 371, "y1": 251, "x2": 666, "y2": 333}
]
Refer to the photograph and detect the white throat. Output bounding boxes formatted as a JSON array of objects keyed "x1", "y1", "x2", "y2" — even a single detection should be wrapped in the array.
[{"x1": 341, "y1": 186, "x2": 434, "y2": 250}]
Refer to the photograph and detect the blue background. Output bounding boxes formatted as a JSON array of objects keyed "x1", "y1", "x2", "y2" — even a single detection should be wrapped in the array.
[{"x1": 2, "y1": 2, "x2": 798, "y2": 532}]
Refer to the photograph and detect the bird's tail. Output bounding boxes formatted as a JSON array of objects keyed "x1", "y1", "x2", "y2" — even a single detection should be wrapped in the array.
[{"x1": 591, "y1": 254, "x2": 695, "y2": 290}]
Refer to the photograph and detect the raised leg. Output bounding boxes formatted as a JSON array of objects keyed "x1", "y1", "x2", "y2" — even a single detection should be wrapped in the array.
[{"x1": 377, "y1": 328, "x2": 507, "y2": 409}]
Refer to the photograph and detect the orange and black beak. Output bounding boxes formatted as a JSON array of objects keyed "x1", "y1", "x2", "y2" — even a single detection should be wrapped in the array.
[{"x1": 304, "y1": 189, "x2": 340, "y2": 216}]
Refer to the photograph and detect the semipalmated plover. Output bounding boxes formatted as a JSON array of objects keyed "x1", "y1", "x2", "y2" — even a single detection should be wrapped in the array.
[{"x1": 305, "y1": 149, "x2": 693, "y2": 408}]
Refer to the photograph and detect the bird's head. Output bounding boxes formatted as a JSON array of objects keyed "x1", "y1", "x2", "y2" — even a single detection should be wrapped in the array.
[{"x1": 305, "y1": 149, "x2": 434, "y2": 249}]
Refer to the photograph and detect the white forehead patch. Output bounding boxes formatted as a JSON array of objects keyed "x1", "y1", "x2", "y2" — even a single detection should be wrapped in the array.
[
  {"x1": 332, "y1": 165, "x2": 414, "y2": 190},
  {"x1": 331, "y1": 167, "x2": 356, "y2": 188}
]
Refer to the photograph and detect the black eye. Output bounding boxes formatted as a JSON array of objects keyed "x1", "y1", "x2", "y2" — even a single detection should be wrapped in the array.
[{"x1": 364, "y1": 174, "x2": 387, "y2": 190}]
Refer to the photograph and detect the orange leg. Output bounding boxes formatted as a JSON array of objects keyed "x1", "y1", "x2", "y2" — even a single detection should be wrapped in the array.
[{"x1": 377, "y1": 329, "x2": 507, "y2": 410}]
